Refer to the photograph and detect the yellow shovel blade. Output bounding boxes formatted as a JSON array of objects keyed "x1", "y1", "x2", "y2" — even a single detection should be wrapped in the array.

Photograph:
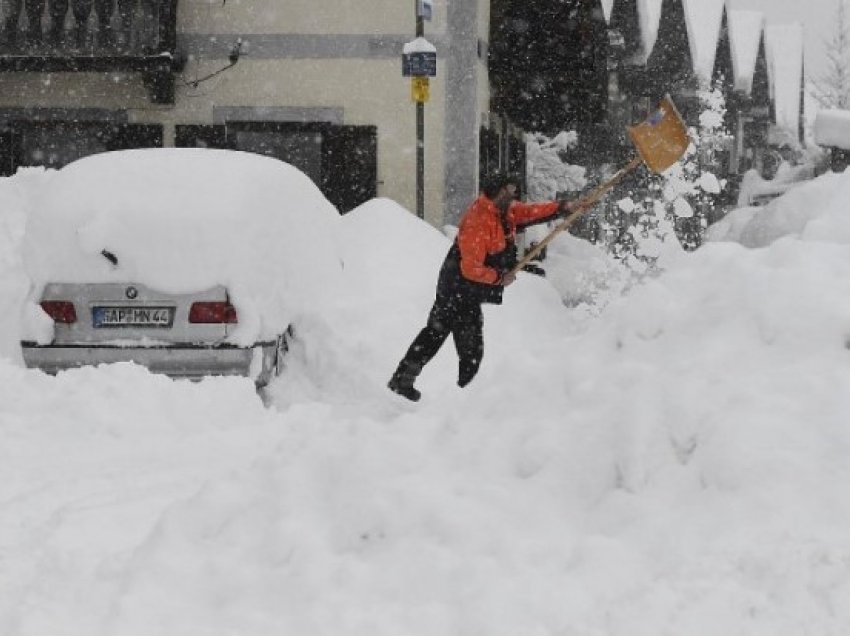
[{"x1": 627, "y1": 95, "x2": 690, "y2": 174}]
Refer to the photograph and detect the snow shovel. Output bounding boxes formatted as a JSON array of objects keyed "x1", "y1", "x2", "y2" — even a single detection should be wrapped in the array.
[{"x1": 508, "y1": 94, "x2": 690, "y2": 277}]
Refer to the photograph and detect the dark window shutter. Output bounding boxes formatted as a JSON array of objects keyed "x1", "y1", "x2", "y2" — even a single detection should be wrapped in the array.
[
  {"x1": 175, "y1": 125, "x2": 231, "y2": 149},
  {"x1": 106, "y1": 124, "x2": 164, "y2": 151},
  {"x1": 507, "y1": 134, "x2": 527, "y2": 196},
  {"x1": 321, "y1": 125, "x2": 377, "y2": 213},
  {"x1": 479, "y1": 126, "x2": 500, "y2": 182},
  {"x1": 0, "y1": 129, "x2": 18, "y2": 177}
]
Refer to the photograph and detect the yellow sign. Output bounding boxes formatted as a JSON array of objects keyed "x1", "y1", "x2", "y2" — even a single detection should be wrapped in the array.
[{"x1": 411, "y1": 77, "x2": 430, "y2": 103}]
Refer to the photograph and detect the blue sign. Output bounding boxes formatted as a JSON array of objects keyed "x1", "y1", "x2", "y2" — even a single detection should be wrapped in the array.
[{"x1": 402, "y1": 52, "x2": 437, "y2": 77}]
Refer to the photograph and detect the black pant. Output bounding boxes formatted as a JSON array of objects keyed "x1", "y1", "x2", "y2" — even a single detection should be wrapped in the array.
[{"x1": 399, "y1": 293, "x2": 484, "y2": 387}]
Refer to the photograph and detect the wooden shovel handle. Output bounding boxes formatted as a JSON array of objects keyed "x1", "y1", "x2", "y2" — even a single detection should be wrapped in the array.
[{"x1": 508, "y1": 155, "x2": 643, "y2": 277}]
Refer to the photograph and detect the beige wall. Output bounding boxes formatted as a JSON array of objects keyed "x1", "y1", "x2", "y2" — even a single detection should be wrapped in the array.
[
  {"x1": 0, "y1": 73, "x2": 151, "y2": 109},
  {"x1": 165, "y1": 57, "x2": 447, "y2": 223},
  {"x1": 180, "y1": 0, "x2": 447, "y2": 36}
]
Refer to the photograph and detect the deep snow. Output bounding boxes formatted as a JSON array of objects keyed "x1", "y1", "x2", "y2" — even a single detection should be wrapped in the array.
[{"x1": 2, "y1": 153, "x2": 850, "y2": 635}]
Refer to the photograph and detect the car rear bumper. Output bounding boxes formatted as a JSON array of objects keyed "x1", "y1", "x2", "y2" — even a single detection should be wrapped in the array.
[{"x1": 20, "y1": 340, "x2": 280, "y2": 385}]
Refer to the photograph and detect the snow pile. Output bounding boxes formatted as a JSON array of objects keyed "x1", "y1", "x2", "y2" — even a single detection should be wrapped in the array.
[
  {"x1": 814, "y1": 108, "x2": 850, "y2": 150},
  {"x1": 3, "y1": 155, "x2": 850, "y2": 634},
  {"x1": 710, "y1": 170, "x2": 842, "y2": 247},
  {"x1": 0, "y1": 168, "x2": 49, "y2": 362},
  {"x1": 21, "y1": 149, "x2": 344, "y2": 345},
  {"x1": 538, "y1": 231, "x2": 632, "y2": 313}
]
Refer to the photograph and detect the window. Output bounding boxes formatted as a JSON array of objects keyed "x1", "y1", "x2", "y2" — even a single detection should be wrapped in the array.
[
  {"x1": 176, "y1": 122, "x2": 377, "y2": 213},
  {"x1": 0, "y1": 121, "x2": 162, "y2": 175}
]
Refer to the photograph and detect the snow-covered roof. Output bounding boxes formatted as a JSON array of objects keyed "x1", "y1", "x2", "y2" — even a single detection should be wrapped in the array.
[
  {"x1": 402, "y1": 37, "x2": 436, "y2": 54},
  {"x1": 765, "y1": 23, "x2": 804, "y2": 139},
  {"x1": 636, "y1": 0, "x2": 663, "y2": 60},
  {"x1": 728, "y1": 10, "x2": 765, "y2": 95},
  {"x1": 601, "y1": 0, "x2": 615, "y2": 23},
  {"x1": 814, "y1": 109, "x2": 850, "y2": 150},
  {"x1": 682, "y1": 0, "x2": 726, "y2": 83},
  {"x1": 632, "y1": 0, "x2": 725, "y2": 81}
]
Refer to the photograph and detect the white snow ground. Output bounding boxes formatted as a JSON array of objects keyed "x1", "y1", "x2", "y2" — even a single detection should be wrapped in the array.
[{"x1": 2, "y1": 155, "x2": 850, "y2": 635}]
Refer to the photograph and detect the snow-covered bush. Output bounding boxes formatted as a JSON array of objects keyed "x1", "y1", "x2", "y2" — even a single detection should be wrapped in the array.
[
  {"x1": 525, "y1": 131, "x2": 587, "y2": 201},
  {"x1": 520, "y1": 131, "x2": 588, "y2": 272}
]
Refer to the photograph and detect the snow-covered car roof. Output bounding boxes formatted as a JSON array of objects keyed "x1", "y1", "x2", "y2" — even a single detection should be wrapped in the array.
[{"x1": 22, "y1": 148, "x2": 344, "y2": 344}]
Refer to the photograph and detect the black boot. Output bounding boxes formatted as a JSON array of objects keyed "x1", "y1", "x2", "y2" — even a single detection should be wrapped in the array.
[{"x1": 387, "y1": 360, "x2": 422, "y2": 402}]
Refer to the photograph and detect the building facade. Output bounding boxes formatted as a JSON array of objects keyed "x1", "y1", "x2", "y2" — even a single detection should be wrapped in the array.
[
  {"x1": 0, "y1": 0, "x2": 497, "y2": 225},
  {"x1": 0, "y1": 0, "x2": 808, "y2": 227}
]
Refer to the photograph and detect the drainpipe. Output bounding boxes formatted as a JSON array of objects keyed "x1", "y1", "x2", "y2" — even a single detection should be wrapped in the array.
[{"x1": 443, "y1": 0, "x2": 479, "y2": 226}]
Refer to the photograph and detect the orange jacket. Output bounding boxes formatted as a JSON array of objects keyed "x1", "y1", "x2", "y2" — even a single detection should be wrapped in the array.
[{"x1": 456, "y1": 195, "x2": 560, "y2": 285}]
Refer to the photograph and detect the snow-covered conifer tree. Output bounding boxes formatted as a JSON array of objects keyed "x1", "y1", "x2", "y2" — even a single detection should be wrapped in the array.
[{"x1": 602, "y1": 82, "x2": 730, "y2": 265}]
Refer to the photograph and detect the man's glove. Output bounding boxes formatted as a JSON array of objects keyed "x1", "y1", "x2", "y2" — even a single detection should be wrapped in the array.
[{"x1": 498, "y1": 271, "x2": 517, "y2": 287}]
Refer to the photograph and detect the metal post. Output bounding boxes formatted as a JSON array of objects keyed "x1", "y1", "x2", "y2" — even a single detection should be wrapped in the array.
[
  {"x1": 417, "y1": 103, "x2": 425, "y2": 219},
  {"x1": 415, "y1": 1, "x2": 425, "y2": 220}
]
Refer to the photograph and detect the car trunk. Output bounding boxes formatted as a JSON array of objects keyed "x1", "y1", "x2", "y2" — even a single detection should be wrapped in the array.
[{"x1": 38, "y1": 282, "x2": 233, "y2": 345}]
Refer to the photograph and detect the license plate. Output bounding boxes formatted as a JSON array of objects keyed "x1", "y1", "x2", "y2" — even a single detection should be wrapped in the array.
[{"x1": 92, "y1": 306, "x2": 175, "y2": 328}]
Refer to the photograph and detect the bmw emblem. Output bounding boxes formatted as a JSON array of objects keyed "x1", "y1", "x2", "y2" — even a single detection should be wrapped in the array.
[{"x1": 125, "y1": 286, "x2": 138, "y2": 300}]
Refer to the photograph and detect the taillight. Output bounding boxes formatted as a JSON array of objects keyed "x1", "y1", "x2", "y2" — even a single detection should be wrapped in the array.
[
  {"x1": 40, "y1": 301, "x2": 77, "y2": 324},
  {"x1": 189, "y1": 301, "x2": 238, "y2": 324}
]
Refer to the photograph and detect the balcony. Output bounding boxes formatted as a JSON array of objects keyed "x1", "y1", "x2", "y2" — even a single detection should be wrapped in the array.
[{"x1": 0, "y1": 0, "x2": 180, "y2": 102}]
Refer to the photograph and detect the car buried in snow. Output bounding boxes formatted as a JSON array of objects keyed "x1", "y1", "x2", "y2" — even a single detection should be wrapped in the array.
[
  {"x1": 24, "y1": 281, "x2": 291, "y2": 388},
  {"x1": 19, "y1": 148, "x2": 343, "y2": 387}
]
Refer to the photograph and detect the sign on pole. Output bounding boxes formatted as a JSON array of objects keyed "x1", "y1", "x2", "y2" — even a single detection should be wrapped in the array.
[
  {"x1": 411, "y1": 77, "x2": 430, "y2": 103},
  {"x1": 402, "y1": 37, "x2": 437, "y2": 77},
  {"x1": 417, "y1": 0, "x2": 432, "y2": 21},
  {"x1": 402, "y1": 52, "x2": 437, "y2": 77}
]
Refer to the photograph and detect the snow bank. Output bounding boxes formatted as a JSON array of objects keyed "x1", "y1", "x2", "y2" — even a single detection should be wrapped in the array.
[
  {"x1": 0, "y1": 168, "x2": 51, "y2": 362},
  {"x1": 20, "y1": 149, "x2": 344, "y2": 344},
  {"x1": 708, "y1": 170, "x2": 843, "y2": 247},
  {"x1": 267, "y1": 196, "x2": 570, "y2": 407},
  {"x1": 4, "y1": 151, "x2": 850, "y2": 635}
]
